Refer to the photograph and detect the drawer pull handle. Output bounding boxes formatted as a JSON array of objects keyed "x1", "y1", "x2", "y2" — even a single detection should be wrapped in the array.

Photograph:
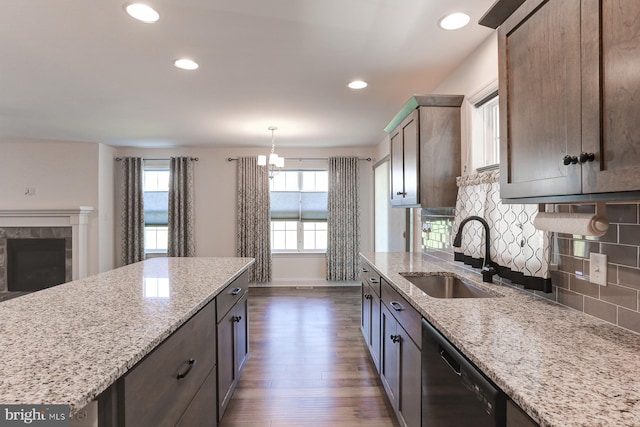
[
  {"x1": 176, "y1": 358, "x2": 196, "y2": 380},
  {"x1": 390, "y1": 301, "x2": 403, "y2": 311},
  {"x1": 390, "y1": 334, "x2": 401, "y2": 343},
  {"x1": 368, "y1": 277, "x2": 379, "y2": 284},
  {"x1": 231, "y1": 287, "x2": 243, "y2": 296},
  {"x1": 361, "y1": 267, "x2": 369, "y2": 273}
]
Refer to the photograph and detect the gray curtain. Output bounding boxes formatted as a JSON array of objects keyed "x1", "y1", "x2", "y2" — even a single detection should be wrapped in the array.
[
  {"x1": 326, "y1": 157, "x2": 360, "y2": 281},
  {"x1": 168, "y1": 157, "x2": 195, "y2": 257},
  {"x1": 236, "y1": 157, "x2": 271, "y2": 282},
  {"x1": 120, "y1": 157, "x2": 145, "y2": 265}
]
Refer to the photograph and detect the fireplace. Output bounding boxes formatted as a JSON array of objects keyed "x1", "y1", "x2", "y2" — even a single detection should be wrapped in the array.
[
  {"x1": 0, "y1": 207, "x2": 93, "y2": 294},
  {"x1": 7, "y1": 238, "x2": 67, "y2": 291}
]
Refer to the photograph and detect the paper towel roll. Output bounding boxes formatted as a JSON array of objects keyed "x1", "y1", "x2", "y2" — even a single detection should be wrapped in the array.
[{"x1": 533, "y1": 212, "x2": 609, "y2": 236}]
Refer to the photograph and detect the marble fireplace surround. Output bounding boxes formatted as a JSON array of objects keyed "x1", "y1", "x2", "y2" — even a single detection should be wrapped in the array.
[{"x1": 0, "y1": 208, "x2": 93, "y2": 290}]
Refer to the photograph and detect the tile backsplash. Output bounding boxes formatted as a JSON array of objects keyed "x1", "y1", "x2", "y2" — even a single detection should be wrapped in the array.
[
  {"x1": 551, "y1": 203, "x2": 640, "y2": 334},
  {"x1": 421, "y1": 208, "x2": 455, "y2": 250},
  {"x1": 421, "y1": 202, "x2": 640, "y2": 335}
]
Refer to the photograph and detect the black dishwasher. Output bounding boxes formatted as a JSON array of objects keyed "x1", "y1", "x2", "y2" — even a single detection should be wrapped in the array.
[{"x1": 422, "y1": 319, "x2": 506, "y2": 427}]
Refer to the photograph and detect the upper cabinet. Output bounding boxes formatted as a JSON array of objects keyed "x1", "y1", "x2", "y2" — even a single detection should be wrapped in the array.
[
  {"x1": 483, "y1": 0, "x2": 640, "y2": 201},
  {"x1": 385, "y1": 95, "x2": 463, "y2": 208}
]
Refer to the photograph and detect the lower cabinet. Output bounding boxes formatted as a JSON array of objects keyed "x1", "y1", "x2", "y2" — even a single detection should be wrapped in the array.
[
  {"x1": 99, "y1": 270, "x2": 251, "y2": 427},
  {"x1": 176, "y1": 366, "x2": 217, "y2": 427},
  {"x1": 120, "y1": 300, "x2": 218, "y2": 427},
  {"x1": 361, "y1": 267, "x2": 381, "y2": 372},
  {"x1": 380, "y1": 303, "x2": 422, "y2": 427},
  {"x1": 217, "y1": 287, "x2": 249, "y2": 421}
]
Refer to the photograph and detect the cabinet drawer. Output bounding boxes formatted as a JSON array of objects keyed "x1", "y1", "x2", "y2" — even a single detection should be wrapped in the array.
[
  {"x1": 122, "y1": 300, "x2": 216, "y2": 427},
  {"x1": 176, "y1": 365, "x2": 217, "y2": 427},
  {"x1": 217, "y1": 270, "x2": 249, "y2": 323},
  {"x1": 381, "y1": 278, "x2": 421, "y2": 348},
  {"x1": 360, "y1": 263, "x2": 381, "y2": 297}
]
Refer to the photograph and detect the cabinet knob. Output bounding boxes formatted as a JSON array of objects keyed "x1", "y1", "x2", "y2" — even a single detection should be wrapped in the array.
[
  {"x1": 396, "y1": 191, "x2": 407, "y2": 196},
  {"x1": 579, "y1": 152, "x2": 595, "y2": 163},
  {"x1": 390, "y1": 334, "x2": 401, "y2": 343},
  {"x1": 563, "y1": 155, "x2": 578, "y2": 165},
  {"x1": 233, "y1": 315, "x2": 242, "y2": 322}
]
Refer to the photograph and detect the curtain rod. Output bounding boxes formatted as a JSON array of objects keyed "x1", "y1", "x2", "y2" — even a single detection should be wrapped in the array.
[
  {"x1": 226, "y1": 157, "x2": 371, "y2": 162},
  {"x1": 115, "y1": 157, "x2": 199, "y2": 161}
]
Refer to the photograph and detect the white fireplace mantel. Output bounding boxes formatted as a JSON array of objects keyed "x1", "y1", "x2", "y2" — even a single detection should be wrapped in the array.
[{"x1": 0, "y1": 207, "x2": 94, "y2": 280}]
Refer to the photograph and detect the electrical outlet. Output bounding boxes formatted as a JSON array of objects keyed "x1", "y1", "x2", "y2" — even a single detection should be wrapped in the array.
[{"x1": 589, "y1": 253, "x2": 608, "y2": 286}]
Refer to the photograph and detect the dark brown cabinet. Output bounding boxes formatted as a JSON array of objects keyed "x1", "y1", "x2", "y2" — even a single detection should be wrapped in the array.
[
  {"x1": 495, "y1": 0, "x2": 640, "y2": 200},
  {"x1": 360, "y1": 264, "x2": 381, "y2": 372},
  {"x1": 506, "y1": 399, "x2": 539, "y2": 427},
  {"x1": 379, "y1": 279, "x2": 421, "y2": 427},
  {"x1": 216, "y1": 273, "x2": 249, "y2": 421},
  {"x1": 120, "y1": 300, "x2": 217, "y2": 427},
  {"x1": 390, "y1": 110, "x2": 420, "y2": 206},
  {"x1": 386, "y1": 95, "x2": 463, "y2": 208}
]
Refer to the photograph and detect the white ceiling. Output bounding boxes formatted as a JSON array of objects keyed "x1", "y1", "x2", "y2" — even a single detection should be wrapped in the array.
[{"x1": 0, "y1": 0, "x2": 494, "y2": 148}]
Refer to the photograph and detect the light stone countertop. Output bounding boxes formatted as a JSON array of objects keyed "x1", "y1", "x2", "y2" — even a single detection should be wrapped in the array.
[
  {"x1": 0, "y1": 257, "x2": 254, "y2": 415},
  {"x1": 361, "y1": 251, "x2": 640, "y2": 427}
]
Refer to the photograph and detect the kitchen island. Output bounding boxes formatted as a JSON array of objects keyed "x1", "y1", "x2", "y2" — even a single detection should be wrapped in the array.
[
  {"x1": 0, "y1": 257, "x2": 254, "y2": 422},
  {"x1": 361, "y1": 251, "x2": 640, "y2": 427}
]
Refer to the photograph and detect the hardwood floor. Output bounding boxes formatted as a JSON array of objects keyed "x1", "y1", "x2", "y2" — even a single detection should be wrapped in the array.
[{"x1": 219, "y1": 286, "x2": 399, "y2": 427}]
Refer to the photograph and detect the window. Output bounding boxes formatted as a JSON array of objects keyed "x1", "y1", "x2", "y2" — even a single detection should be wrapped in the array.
[
  {"x1": 143, "y1": 161, "x2": 170, "y2": 254},
  {"x1": 470, "y1": 87, "x2": 500, "y2": 171},
  {"x1": 270, "y1": 170, "x2": 328, "y2": 252},
  {"x1": 480, "y1": 95, "x2": 500, "y2": 167}
]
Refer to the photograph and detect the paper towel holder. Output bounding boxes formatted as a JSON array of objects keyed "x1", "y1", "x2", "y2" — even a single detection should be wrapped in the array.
[{"x1": 538, "y1": 202, "x2": 607, "y2": 217}]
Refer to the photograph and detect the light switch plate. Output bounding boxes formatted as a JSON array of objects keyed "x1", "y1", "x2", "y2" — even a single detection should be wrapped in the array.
[{"x1": 589, "y1": 253, "x2": 608, "y2": 286}]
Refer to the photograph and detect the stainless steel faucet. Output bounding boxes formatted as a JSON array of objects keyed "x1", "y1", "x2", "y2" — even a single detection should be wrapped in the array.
[{"x1": 452, "y1": 216, "x2": 498, "y2": 283}]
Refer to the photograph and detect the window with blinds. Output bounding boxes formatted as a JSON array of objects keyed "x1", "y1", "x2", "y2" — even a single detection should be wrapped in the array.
[
  {"x1": 143, "y1": 160, "x2": 170, "y2": 254},
  {"x1": 270, "y1": 170, "x2": 328, "y2": 252}
]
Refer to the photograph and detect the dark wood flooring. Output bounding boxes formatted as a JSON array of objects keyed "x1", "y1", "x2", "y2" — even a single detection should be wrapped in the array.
[{"x1": 219, "y1": 286, "x2": 399, "y2": 427}]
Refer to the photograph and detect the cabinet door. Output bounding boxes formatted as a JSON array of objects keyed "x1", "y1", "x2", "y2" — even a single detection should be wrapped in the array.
[
  {"x1": 398, "y1": 333, "x2": 421, "y2": 427},
  {"x1": 217, "y1": 307, "x2": 236, "y2": 420},
  {"x1": 380, "y1": 304, "x2": 399, "y2": 407},
  {"x1": 390, "y1": 110, "x2": 420, "y2": 206},
  {"x1": 234, "y1": 293, "x2": 249, "y2": 375},
  {"x1": 402, "y1": 110, "x2": 420, "y2": 206},
  {"x1": 370, "y1": 290, "x2": 381, "y2": 373},
  {"x1": 498, "y1": 0, "x2": 582, "y2": 198},
  {"x1": 582, "y1": 0, "x2": 640, "y2": 193},
  {"x1": 390, "y1": 127, "x2": 406, "y2": 206},
  {"x1": 361, "y1": 283, "x2": 372, "y2": 347}
]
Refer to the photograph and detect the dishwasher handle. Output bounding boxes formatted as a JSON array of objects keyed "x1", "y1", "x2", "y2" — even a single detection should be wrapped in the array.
[{"x1": 439, "y1": 346, "x2": 461, "y2": 376}]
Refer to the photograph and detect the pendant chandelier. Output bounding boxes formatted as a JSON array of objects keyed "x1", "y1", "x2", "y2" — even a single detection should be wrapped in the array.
[{"x1": 257, "y1": 126, "x2": 285, "y2": 179}]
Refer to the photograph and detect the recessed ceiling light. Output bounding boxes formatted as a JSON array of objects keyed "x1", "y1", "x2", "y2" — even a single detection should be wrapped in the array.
[
  {"x1": 173, "y1": 59, "x2": 199, "y2": 71},
  {"x1": 124, "y1": 3, "x2": 159, "y2": 23},
  {"x1": 439, "y1": 12, "x2": 470, "y2": 30},
  {"x1": 348, "y1": 80, "x2": 368, "y2": 90}
]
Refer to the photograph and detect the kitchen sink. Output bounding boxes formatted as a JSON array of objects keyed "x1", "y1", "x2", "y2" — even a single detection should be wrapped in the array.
[{"x1": 400, "y1": 274, "x2": 497, "y2": 299}]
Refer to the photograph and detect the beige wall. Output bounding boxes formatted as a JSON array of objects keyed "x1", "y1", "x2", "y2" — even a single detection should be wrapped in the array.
[
  {"x1": 115, "y1": 145, "x2": 377, "y2": 282},
  {"x1": 433, "y1": 32, "x2": 498, "y2": 175},
  {"x1": 0, "y1": 139, "x2": 112, "y2": 275}
]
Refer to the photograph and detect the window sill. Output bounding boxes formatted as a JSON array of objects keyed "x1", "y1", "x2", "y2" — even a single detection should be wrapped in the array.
[
  {"x1": 272, "y1": 251, "x2": 326, "y2": 257},
  {"x1": 145, "y1": 252, "x2": 168, "y2": 259}
]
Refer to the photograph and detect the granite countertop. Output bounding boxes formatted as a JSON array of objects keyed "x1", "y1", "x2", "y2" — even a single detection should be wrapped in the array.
[
  {"x1": 361, "y1": 251, "x2": 640, "y2": 427},
  {"x1": 0, "y1": 257, "x2": 254, "y2": 415}
]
